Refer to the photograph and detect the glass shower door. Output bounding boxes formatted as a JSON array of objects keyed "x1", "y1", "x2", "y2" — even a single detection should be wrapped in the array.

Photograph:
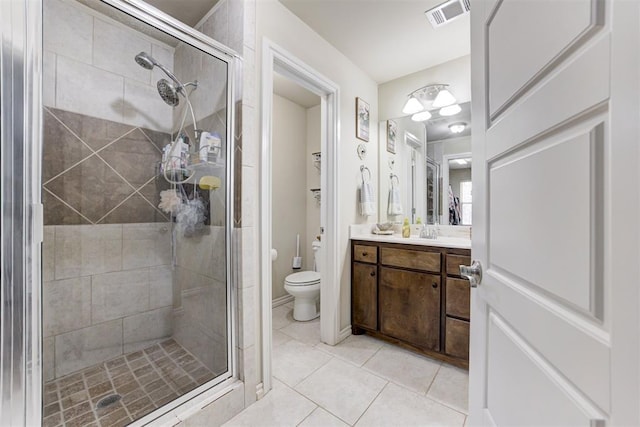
[{"x1": 41, "y1": 1, "x2": 236, "y2": 425}]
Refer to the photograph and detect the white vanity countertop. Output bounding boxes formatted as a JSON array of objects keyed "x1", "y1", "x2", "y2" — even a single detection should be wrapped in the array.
[{"x1": 349, "y1": 225, "x2": 471, "y2": 249}]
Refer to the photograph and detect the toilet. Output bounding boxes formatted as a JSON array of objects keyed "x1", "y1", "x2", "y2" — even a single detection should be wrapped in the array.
[{"x1": 284, "y1": 240, "x2": 321, "y2": 321}]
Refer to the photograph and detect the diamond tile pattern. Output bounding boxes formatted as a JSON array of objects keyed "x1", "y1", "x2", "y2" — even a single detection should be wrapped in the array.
[{"x1": 43, "y1": 108, "x2": 169, "y2": 225}]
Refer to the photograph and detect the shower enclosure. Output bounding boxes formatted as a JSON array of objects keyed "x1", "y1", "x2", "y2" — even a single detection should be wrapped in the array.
[{"x1": 36, "y1": 0, "x2": 238, "y2": 425}]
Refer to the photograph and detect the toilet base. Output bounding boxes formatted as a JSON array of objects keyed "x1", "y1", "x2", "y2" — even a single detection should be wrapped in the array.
[{"x1": 293, "y1": 296, "x2": 319, "y2": 321}]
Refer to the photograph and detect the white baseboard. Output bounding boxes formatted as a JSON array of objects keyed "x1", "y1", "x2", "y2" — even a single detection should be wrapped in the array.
[
  {"x1": 255, "y1": 383, "x2": 265, "y2": 400},
  {"x1": 272, "y1": 294, "x2": 294, "y2": 308},
  {"x1": 338, "y1": 325, "x2": 352, "y2": 343}
]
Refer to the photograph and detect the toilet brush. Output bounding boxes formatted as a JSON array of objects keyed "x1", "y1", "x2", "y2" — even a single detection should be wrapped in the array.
[{"x1": 293, "y1": 234, "x2": 302, "y2": 269}]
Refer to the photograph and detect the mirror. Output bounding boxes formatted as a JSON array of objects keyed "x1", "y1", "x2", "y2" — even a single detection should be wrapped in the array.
[
  {"x1": 378, "y1": 116, "x2": 427, "y2": 224},
  {"x1": 379, "y1": 101, "x2": 472, "y2": 225}
]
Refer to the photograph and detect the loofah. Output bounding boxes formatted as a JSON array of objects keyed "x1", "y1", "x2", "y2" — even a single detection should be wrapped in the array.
[
  {"x1": 175, "y1": 198, "x2": 206, "y2": 237},
  {"x1": 158, "y1": 190, "x2": 182, "y2": 214}
]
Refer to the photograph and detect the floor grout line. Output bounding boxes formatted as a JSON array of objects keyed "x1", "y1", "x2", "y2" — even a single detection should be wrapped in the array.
[{"x1": 351, "y1": 380, "x2": 390, "y2": 427}]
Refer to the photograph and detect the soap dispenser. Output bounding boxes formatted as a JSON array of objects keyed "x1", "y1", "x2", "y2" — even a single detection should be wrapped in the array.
[{"x1": 402, "y1": 218, "x2": 411, "y2": 238}]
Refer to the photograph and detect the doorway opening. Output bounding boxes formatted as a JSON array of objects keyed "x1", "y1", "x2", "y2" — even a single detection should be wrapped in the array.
[{"x1": 260, "y1": 39, "x2": 340, "y2": 395}]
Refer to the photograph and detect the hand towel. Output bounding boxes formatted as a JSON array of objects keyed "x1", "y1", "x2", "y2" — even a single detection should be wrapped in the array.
[
  {"x1": 387, "y1": 183, "x2": 403, "y2": 216},
  {"x1": 360, "y1": 181, "x2": 376, "y2": 216}
]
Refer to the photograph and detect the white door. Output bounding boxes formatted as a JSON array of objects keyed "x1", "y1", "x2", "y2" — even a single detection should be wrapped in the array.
[{"x1": 469, "y1": 0, "x2": 640, "y2": 425}]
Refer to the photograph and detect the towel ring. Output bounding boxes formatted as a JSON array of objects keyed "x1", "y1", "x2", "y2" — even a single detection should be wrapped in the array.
[
  {"x1": 390, "y1": 173, "x2": 399, "y2": 186},
  {"x1": 360, "y1": 165, "x2": 371, "y2": 182}
]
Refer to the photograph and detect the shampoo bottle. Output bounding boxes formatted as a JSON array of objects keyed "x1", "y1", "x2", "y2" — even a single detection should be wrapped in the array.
[{"x1": 402, "y1": 218, "x2": 410, "y2": 238}]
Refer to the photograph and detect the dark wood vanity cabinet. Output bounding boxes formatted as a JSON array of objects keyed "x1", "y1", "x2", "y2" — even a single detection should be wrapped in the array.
[{"x1": 351, "y1": 240, "x2": 471, "y2": 368}]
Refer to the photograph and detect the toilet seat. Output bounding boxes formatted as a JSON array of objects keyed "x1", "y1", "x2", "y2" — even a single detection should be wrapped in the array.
[{"x1": 285, "y1": 271, "x2": 320, "y2": 286}]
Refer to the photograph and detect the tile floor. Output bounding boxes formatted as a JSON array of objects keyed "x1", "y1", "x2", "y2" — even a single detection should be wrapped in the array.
[
  {"x1": 224, "y1": 303, "x2": 469, "y2": 426},
  {"x1": 43, "y1": 339, "x2": 215, "y2": 427}
]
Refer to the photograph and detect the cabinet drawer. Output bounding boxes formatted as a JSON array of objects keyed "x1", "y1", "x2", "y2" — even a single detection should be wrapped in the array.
[
  {"x1": 380, "y1": 247, "x2": 440, "y2": 272},
  {"x1": 446, "y1": 278, "x2": 470, "y2": 320},
  {"x1": 354, "y1": 244, "x2": 377, "y2": 264},
  {"x1": 446, "y1": 254, "x2": 471, "y2": 276},
  {"x1": 445, "y1": 317, "x2": 469, "y2": 360}
]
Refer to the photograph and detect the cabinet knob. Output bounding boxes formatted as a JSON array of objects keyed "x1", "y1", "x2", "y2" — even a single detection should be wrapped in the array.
[
  {"x1": 362, "y1": 252, "x2": 368, "y2": 256},
  {"x1": 370, "y1": 271, "x2": 376, "y2": 277},
  {"x1": 432, "y1": 282, "x2": 438, "y2": 288}
]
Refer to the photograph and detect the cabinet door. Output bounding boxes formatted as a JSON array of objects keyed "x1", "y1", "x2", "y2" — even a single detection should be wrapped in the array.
[
  {"x1": 379, "y1": 267, "x2": 440, "y2": 351},
  {"x1": 352, "y1": 262, "x2": 378, "y2": 330}
]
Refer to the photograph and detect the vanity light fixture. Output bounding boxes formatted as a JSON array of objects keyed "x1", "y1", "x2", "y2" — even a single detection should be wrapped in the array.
[
  {"x1": 432, "y1": 88, "x2": 456, "y2": 108},
  {"x1": 401, "y1": 83, "x2": 457, "y2": 117},
  {"x1": 439, "y1": 103, "x2": 462, "y2": 116},
  {"x1": 449, "y1": 122, "x2": 466, "y2": 134},
  {"x1": 402, "y1": 96, "x2": 423, "y2": 114},
  {"x1": 411, "y1": 110, "x2": 432, "y2": 122}
]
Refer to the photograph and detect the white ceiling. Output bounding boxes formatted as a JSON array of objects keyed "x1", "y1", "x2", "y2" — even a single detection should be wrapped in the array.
[
  {"x1": 114, "y1": 0, "x2": 469, "y2": 84},
  {"x1": 278, "y1": 0, "x2": 471, "y2": 84},
  {"x1": 273, "y1": 73, "x2": 321, "y2": 108}
]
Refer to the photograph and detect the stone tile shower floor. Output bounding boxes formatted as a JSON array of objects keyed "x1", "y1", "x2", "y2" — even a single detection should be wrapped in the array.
[{"x1": 43, "y1": 339, "x2": 215, "y2": 427}]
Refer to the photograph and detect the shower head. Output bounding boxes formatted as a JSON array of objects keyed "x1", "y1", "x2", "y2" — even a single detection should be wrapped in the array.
[
  {"x1": 134, "y1": 52, "x2": 157, "y2": 70},
  {"x1": 157, "y1": 79, "x2": 180, "y2": 107},
  {"x1": 135, "y1": 51, "x2": 182, "y2": 87}
]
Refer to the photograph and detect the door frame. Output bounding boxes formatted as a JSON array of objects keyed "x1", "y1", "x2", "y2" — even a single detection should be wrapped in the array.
[
  {"x1": 260, "y1": 39, "x2": 340, "y2": 394},
  {"x1": 0, "y1": 0, "x2": 44, "y2": 424}
]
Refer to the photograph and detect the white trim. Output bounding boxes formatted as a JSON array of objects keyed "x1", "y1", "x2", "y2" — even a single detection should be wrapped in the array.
[
  {"x1": 441, "y1": 152, "x2": 471, "y2": 226},
  {"x1": 272, "y1": 294, "x2": 294, "y2": 308},
  {"x1": 260, "y1": 38, "x2": 341, "y2": 396},
  {"x1": 338, "y1": 325, "x2": 353, "y2": 342}
]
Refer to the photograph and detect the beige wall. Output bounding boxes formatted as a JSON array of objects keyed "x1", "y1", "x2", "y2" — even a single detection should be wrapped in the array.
[
  {"x1": 306, "y1": 105, "x2": 321, "y2": 265},
  {"x1": 271, "y1": 97, "x2": 321, "y2": 301},
  {"x1": 271, "y1": 95, "x2": 309, "y2": 300},
  {"x1": 256, "y1": 0, "x2": 380, "y2": 332}
]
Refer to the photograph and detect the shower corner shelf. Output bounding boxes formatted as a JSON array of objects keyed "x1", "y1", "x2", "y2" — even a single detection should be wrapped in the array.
[
  {"x1": 312, "y1": 152, "x2": 321, "y2": 170},
  {"x1": 310, "y1": 188, "x2": 321, "y2": 204}
]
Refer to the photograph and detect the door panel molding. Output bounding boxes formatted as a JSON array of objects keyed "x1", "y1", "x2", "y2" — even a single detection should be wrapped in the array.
[
  {"x1": 486, "y1": 34, "x2": 610, "y2": 161},
  {"x1": 487, "y1": 0, "x2": 605, "y2": 122},
  {"x1": 487, "y1": 119, "x2": 606, "y2": 319},
  {"x1": 486, "y1": 311, "x2": 607, "y2": 423},
  {"x1": 485, "y1": 268, "x2": 610, "y2": 412}
]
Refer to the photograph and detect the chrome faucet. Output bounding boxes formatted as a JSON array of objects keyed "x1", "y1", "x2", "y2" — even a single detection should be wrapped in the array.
[{"x1": 420, "y1": 224, "x2": 438, "y2": 239}]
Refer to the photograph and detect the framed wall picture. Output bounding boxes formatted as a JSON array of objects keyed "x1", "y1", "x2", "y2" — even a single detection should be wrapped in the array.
[
  {"x1": 386, "y1": 119, "x2": 397, "y2": 154},
  {"x1": 356, "y1": 97, "x2": 370, "y2": 141}
]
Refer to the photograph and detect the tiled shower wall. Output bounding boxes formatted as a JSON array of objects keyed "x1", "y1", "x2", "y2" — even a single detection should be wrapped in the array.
[
  {"x1": 42, "y1": 0, "x2": 175, "y2": 381},
  {"x1": 43, "y1": 223, "x2": 173, "y2": 381},
  {"x1": 43, "y1": 0, "x2": 174, "y2": 132}
]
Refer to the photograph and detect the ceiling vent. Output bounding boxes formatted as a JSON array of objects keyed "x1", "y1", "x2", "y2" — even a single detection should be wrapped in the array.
[{"x1": 425, "y1": 0, "x2": 470, "y2": 28}]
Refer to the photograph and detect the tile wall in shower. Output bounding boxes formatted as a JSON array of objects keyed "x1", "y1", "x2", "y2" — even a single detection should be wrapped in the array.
[
  {"x1": 43, "y1": 223, "x2": 173, "y2": 381},
  {"x1": 172, "y1": 226, "x2": 228, "y2": 376},
  {"x1": 43, "y1": 107, "x2": 171, "y2": 225},
  {"x1": 44, "y1": 0, "x2": 175, "y2": 131}
]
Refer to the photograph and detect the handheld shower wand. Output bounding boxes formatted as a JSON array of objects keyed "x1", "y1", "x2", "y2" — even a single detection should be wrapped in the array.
[{"x1": 134, "y1": 51, "x2": 197, "y2": 106}]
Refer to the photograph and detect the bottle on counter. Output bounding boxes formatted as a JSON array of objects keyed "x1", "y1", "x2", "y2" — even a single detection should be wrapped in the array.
[{"x1": 402, "y1": 218, "x2": 411, "y2": 238}]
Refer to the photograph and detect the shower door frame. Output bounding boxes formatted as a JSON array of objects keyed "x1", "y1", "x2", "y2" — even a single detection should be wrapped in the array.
[
  {"x1": 1, "y1": 0, "x2": 242, "y2": 424},
  {"x1": 1, "y1": 0, "x2": 44, "y2": 424}
]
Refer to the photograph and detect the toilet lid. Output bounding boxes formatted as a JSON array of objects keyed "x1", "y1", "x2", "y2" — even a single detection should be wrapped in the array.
[{"x1": 286, "y1": 271, "x2": 320, "y2": 286}]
